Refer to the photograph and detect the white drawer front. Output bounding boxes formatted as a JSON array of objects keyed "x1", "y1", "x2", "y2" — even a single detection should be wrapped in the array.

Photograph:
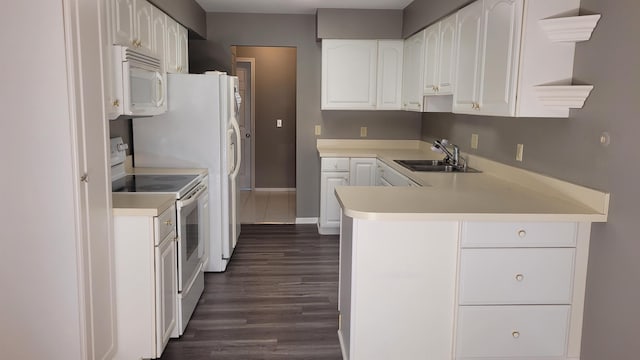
[
  {"x1": 456, "y1": 305, "x2": 570, "y2": 359},
  {"x1": 155, "y1": 205, "x2": 176, "y2": 245},
  {"x1": 461, "y1": 222, "x2": 577, "y2": 248},
  {"x1": 459, "y1": 248, "x2": 575, "y2": 305},
  {"x1": 321, "y1": 157, "x2": 350, "y2": 171}
]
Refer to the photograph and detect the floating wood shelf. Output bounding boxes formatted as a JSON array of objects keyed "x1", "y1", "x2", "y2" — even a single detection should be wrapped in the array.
[
  {"x1": 533, "y1": 85, "x2": 594, "y2": 110},
  {"x1": 539, "y1": 14, "x2": 601, "y2": 42}
]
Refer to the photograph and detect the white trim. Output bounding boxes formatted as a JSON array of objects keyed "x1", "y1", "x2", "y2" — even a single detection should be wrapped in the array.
[
  {"x1": 254, "y1": 188, "x2": 296, "y2": 192},
  {"x1": 296, "y1": 217, "x2": 318, "y2": 224}
]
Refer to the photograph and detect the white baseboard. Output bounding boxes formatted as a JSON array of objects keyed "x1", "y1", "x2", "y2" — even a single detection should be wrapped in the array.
[
  {"x1": 253, "y1": 188, "x2": 296, "y2": 192},
  {"x1": 295, "y1": 217, "x2": 318, "y2": 224}
]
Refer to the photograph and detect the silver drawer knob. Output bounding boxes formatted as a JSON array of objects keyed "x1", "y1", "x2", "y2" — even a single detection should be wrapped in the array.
[
  {"x1": 517, "y1": 229, "x2": 527, "y2": 238},
  {"x1": 512, "y1": 331, "x2": 520, "y2": 338},
  {"x1": 515, "y1": 274, "x2": 524, "y2": 281}
]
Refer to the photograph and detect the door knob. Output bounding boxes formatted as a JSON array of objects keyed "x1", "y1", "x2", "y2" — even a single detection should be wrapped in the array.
[{"x1": 245, "y1": 133, "x2": 251, "y2": 138}]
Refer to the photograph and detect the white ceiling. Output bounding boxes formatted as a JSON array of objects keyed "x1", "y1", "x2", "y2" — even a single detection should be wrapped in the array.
[{"x1": 195, "y1": 0, "x2": 414, "y2": 14}]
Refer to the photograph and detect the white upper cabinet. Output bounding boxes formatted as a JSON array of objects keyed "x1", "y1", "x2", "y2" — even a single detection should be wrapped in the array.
[
  {"x1": 437, "y1": 13, "x2": 458, "y2": 95},
  {"x1": 322, "y1": 40, "x2": 378, "y2": 110},
  {"x1": 134, "y1": 0, "x2": 153, "y2": 54},
  {"x1": 376, "y1": 41, "x2": 404, "y2": 110},
  {"x1": 111, "y1": 0, "x2": 153, "y2": 53},
  {"x1": 322, "y1": 39, "x2": 402, "y2": 110},
  {"x1": 401, "y1": 30, "x2": 426, "y2": 112},
  {"x1": 111, "y1": 0, "x2": 135, "y2": 47},
  {"x1": 423, "y1": 23, "x2": 440, "y2": 95},
  {"x1": 452, "y1": 0, "x2": 587, "y2": 117},
  {"x1": 453, "y1": 0, "x2": 523, "y2": 116},
  {"x1": 165, "y1": 16, "x2": 189, "y2": 73},
  {"x1": 151, "y1": 7, "x2": 166, "y2": 71}
]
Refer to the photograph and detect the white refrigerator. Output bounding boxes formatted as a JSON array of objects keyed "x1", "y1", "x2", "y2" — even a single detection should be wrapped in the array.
[{"x1": 133, "y1": 72, "x2": 242, "y2": 272}]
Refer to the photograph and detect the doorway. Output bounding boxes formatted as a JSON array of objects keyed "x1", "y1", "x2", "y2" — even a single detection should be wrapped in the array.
[
  {"x1": 236, "y1": 58, "x2": 254, "y2": 191},
  {"x1": 234, "y1": 46, "x2": 297, "y2": 224}
]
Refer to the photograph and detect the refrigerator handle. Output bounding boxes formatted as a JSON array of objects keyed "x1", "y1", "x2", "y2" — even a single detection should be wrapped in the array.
[{"x1": 230, "y1": 117, "x2": 242, "y2": 179}]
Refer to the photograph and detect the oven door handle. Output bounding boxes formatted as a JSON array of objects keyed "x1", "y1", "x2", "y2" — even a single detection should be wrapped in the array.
[{"x1": 177, "y1": 184, "x2": 207, "y2": 208}]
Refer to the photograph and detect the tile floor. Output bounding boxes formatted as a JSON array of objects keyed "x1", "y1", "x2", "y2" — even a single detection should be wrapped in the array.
[{"x1": 239, "y1": 190, "x2": 296, "y2": 224}]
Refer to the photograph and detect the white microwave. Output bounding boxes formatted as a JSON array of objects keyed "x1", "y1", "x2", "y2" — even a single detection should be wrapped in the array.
[{"x1": 112, "y1": 45, "x2": 166, "y2": 118}]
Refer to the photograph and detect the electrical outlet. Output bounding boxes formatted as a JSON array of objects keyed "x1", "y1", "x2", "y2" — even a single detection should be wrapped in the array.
[
  {"x1": 471, "y1": 134, "x2": 479, "y2": 149},
  {"x1": 315, "y1": 125, "x2": 322, "y2": 136},
  {"x1": 516, "y1": 144, "x2": 524, "y2": 162},
  {"x1": 360, "y1": 127, "x2": 367, "y2": 137}
]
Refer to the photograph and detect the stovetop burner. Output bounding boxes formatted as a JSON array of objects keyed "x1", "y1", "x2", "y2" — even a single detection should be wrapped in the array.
[{"x1": 112, "y1": 174, "x2": 199, "y2": 195}]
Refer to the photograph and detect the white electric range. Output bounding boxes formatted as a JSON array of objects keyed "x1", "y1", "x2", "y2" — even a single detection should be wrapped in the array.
[{"x1": 110, "y1": 137, "x2": 208, "y2": 337}]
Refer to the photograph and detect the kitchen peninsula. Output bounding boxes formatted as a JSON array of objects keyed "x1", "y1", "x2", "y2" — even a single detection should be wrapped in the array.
[{"x1": 318, "y1": 139, "x2": 609, "y2": 360}]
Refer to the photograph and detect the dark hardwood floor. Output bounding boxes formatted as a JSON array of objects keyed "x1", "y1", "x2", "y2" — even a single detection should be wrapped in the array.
[{"x1": 160, "y1": 224, "x2": 342, "y2": 360}]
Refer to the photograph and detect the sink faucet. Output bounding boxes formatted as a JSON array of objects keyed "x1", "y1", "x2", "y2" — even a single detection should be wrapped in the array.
[{"x1": 431, "y1": 139, "x2": 461, "y2": 167}]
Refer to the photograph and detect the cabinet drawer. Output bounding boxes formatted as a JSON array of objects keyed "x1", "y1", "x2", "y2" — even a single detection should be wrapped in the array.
[
  {"x1": 459, "y1": 248, "x2": 575, "y2": 305},
  {"x1": 456, "y1": 305, "x2": 570, "y2": 359},
  {"x1": 461, "y1": 222, "x2": 577, "y2": 248},
  {"x1": 155, "y1": 205, "x2": 176, "y2": 245},
  {"x1": 321, "y1": 157, "x2": 350, "y2": 171}
]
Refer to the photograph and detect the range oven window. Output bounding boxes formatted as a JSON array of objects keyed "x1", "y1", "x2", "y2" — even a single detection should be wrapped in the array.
[{"x1": 184, "y1": 206, "x2": 199, "y2": 260}]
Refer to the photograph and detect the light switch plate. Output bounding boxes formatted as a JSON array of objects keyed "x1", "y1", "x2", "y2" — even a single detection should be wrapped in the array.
[
  {"x1": 315, "y1": 125, "x2": 321, "y2": 136},
  {"x1": 516, "y1": 144, "x2": 524, "y2": 162},
  {"x1": 360, "y1": 127, "x2": 367, "y2": 137},
  {"x1": 471, "y1": 134, "x2": 479, "y2": 149},
  {"x1": 276, "y1": 119, "x2": 283, "y2": 128}
]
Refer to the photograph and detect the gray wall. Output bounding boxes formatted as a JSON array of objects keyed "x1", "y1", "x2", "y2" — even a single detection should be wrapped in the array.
[
  {"x1": 190, "y1": 12, "x2": 421, "y2": 218},
  {"x1": 317, "y1": 9, "x2": 403, "y2": 39},
  {"x1": 108, "y1": 117, "x2": 133, "y2": 155},
  {"x1": 236, "y1": 46, "x2": 297, "y2": 188},
  {"x1": 402, "y1": 0, "x2": 471, "y2": 37},
  {"x1": 408, "y1": 0, "x2": 640, "y2": 358},
  {"x1": 149, "y1": 0, "x2": 206, "y2": 38}
]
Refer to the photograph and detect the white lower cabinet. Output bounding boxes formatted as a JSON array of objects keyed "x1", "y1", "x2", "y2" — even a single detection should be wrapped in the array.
[
  {"x1": 338, "y1": 218, "x2": 591, "y2": 359},
  {"x1": 114, "y1": 205, "x2": 177, "y2": 359},
  {"x1": 349, "y1": 158, "x2": 377, "y2": 186}
]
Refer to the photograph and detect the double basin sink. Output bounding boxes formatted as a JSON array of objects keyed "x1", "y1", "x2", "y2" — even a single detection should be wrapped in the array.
[{"x1": 394, "y1": 159, "x2": 480, "y2": 173}]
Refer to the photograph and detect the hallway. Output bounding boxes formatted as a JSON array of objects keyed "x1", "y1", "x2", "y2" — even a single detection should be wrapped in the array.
[
  {"x1": 240, "y1": 190, "x2": 297, "y2": 224},
  {"x1": 160, "y1": 224, "x2": 341, "y2": 360}
]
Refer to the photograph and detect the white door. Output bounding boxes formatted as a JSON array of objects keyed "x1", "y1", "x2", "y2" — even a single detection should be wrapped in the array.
[
  {"x1": 235, "y1": 60, "x2": 253, "y2": 190},
  {"x1": 423, "y1": 23, "x2": 441, "y2": 95},
  {"x1": 453, "y1": 0, "x2": 484, "y2": 114},
  {"x1": 438, "y1": 13, "x2": 458, "y2": 95},
  {"x1": 151, "y1": 7, "x2": 166, "y2": 68},
  {"x1": 134, "y1": 0, "x2": 153, "y2": 53},
  {"x1": 165, "y1": 15, "x2": 179, "y2": 73},
  {"x1": 401, "y1": 30, "x2": 425, "y2": 111},
  {"x1": 322, "y1": 39, "x2": 378, "y2": 110},
  {"x1": 478, "y1": 0, "x2": 523, "y2": 116},
  {"x1": 349, "y1": 158, "x2": 377, "y2": 186},
  {"x1": 111, "y1": 0, "x2": 135, "y2": 46},
  {"x1": 320, "y1": 172, "x2": 349, "y2": 229},
  {"x1": 376, "y1": 40, "x2": 404, "y2": 110},
  {"x1": 155, "y1": 234, "x2": 177, "y2": 355}
]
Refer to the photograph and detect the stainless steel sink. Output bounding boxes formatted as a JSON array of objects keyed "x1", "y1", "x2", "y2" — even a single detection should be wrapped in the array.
[{"x1": 394, "y1": 160, "x2": 480, "y2": 173}]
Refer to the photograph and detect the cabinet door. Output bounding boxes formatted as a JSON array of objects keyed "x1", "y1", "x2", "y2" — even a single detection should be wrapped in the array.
[
  {"x1": 134, "y1": 0, "x2": 153, "y2": 53},
  {"x1": 103, "y1": 0, "x2": 120, "y2": 119},
  {"x1": 401, "y1": 30, "x2": 425, "y2": 112},
  {"x1": 155, "y1": 233, "x2": 177, "y2": 356},
  {"x1": 165, "y1": 15, "x2": 179, "y2": 73},
  {"x1": 111, "y1": 0, "x2": 135, "y2": 47},
  {"x1": 320, "y1": 172, "x2": 349, "y2": 229},
  {"x1": 177, "y1": 24, "x2": 189, "y2": 73},
  {"x1": 349, "y1": 158, "x2": 377, "y2": 186},
  {"x1": 478, "y1": 0, "x2": 523, "y2": 116},
  {"x1": 423, "y1": 23, "x2": 440, "y2": 95},
  {"x1": 437, "y1": 13, "x2": 458, "y2": 95},
  {"x1": 376, "y1": 40, "x2": 403, "y2": 110},
  {"x1": 151, "y1": 7, "x2": 166, "y2": 68},
  {"x1": 453, "y1": 0, "x2": 483, "y2": 114},
  {"x1": 322, "y1": 40, "x2": 378, "y2": 110}
]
